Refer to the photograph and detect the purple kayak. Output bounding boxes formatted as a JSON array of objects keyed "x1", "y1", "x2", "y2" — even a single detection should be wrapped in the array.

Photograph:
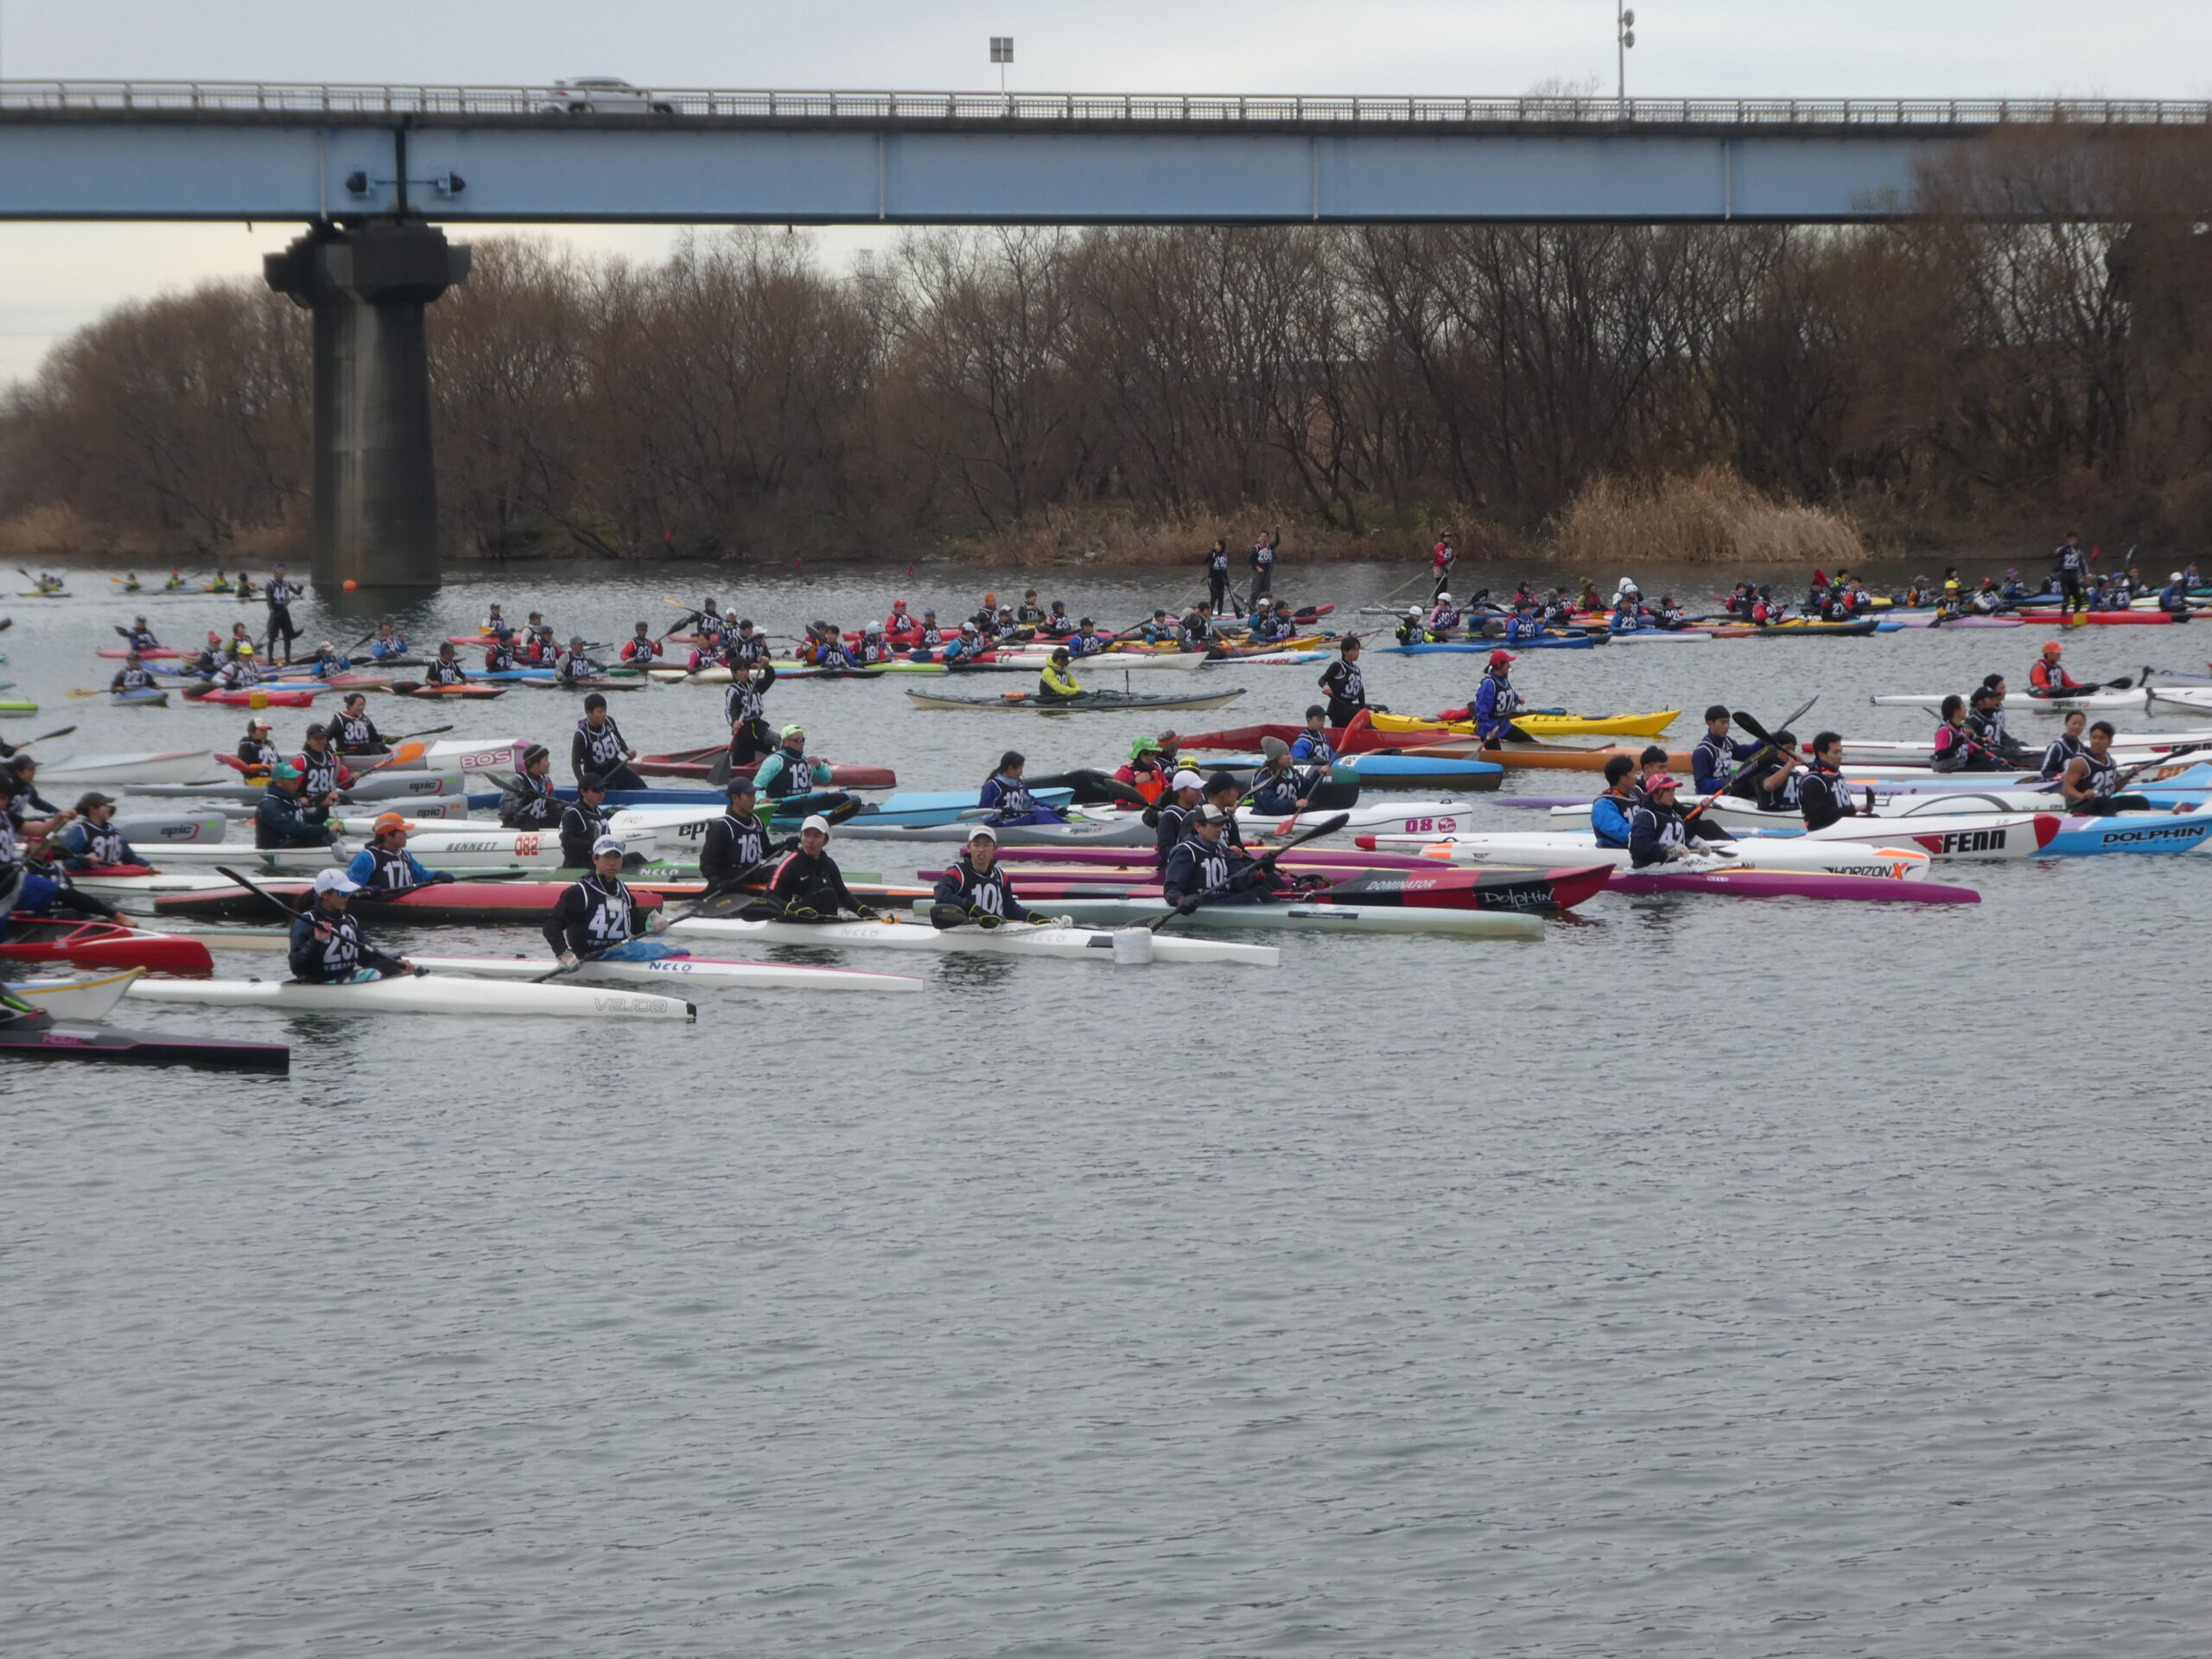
[{"x1": 1609, "y1": 868, "x2": 1980, "y2": 903}]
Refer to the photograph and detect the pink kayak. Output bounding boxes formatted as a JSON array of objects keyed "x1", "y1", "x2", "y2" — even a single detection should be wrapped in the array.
[
  {"x1": 96, "y1": 645, "x2": 185, "y2": 658},
  {"x1": 1609, "y1": 868, "x2": 1979, "y2": 903}
]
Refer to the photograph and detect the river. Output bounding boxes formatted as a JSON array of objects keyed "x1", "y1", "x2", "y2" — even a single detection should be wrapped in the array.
[{"x1": 4, "y1": 559, "x2": 2209, "y2": 1656}]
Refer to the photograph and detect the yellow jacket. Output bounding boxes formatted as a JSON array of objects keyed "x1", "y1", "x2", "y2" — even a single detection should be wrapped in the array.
[{"x1": 1039, "y1": 662, "x2": 1083, "y2": 697}]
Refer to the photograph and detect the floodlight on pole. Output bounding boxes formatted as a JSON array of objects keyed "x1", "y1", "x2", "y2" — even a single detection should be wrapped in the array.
[
  {"x1": 1617, "y1": 7, "x2": 1636, "y2": 113},
  {"x1": 989, "y1": 35, "x2": 1013, "y2": 97}
]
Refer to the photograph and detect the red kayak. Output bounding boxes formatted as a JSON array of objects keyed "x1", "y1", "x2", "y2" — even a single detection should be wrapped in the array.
[
  {"x1": 2061, "y1": 611, "x2": 2173, "y2": 626},
  {"x1": 389, "y1": 681, "x2": 508, "y2": 699},
  {"x1": 154, "y1": 881, "x2": 666, "y2": 924},
  {"x1": 182, "y1": 686, "x2": 321, "y2": 709},
  {"x1": 634, "y1": 746, "x2": 897, "y2": 788},
  {"x1": 0, "y1": 1014, "x2": 289, "y2": 1072},
  {"x1": 96, "y1": 645, "x2": 184, "y2": 659},
  {"x1": 0, "y1": 917, "x2": 215, "y2": 973}
]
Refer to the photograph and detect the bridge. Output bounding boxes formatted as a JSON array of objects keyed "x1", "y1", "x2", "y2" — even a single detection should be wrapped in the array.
[{"x1": 4, "y1": 82, "x2": 2199, "y2": 586}]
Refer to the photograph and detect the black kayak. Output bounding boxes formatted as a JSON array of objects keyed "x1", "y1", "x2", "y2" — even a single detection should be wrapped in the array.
[{"x1": 0, "y1": 1013, "x2": 289, "y2": 1073}]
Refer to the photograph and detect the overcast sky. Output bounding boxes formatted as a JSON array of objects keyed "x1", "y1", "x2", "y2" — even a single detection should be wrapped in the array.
[{"x1": 1, "y1": 0, "x2": 2207, "y2": 383}]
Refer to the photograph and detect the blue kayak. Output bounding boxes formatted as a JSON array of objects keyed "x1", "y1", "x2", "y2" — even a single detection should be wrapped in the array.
[
  {"x1": 1333, "y1": 753, "x2": 1503, "y2": 791},
  {"x1": 2040, "y1": 807, "x2": 2212, "y2": 855},
  {"x1": 463, "y1": 785, "x2": 1074, "y2": 829},
  {"x1": 111, "y1": 686, "x2": 170, "y2": 708}
]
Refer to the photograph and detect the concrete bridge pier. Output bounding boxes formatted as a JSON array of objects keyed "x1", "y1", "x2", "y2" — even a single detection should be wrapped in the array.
[{"x1": 264, "y1": 220, "x2": 470, "y2": 590}]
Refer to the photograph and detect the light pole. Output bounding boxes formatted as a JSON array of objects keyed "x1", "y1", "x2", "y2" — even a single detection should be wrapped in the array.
[{"x1": 1617, "y1": 6, "x2": 1636, "y2": 113}]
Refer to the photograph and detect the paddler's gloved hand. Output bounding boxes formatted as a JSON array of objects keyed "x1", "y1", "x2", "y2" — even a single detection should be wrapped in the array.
[
  {"x1": 971, "y1": 910, "x2": 1001, "y2": 929},
  {"x1": 1052, "y1": 914, "x2": 1074, "y2": 927},
  {"x1": 558, "y1": 951, "x2": 579, "y2": 967},
  {"x1": 785, "y1": 905, "x2": 818, "y2": 921},
  {"x1": 855, "y1": 905, "x2": 882, "y2": 921},
  {"x1": 432, "y1": 869, "x2": 457, "y2": 885},
  {"x1": 1176, "y1": 898, "x2": 1199, "y2": 915}
]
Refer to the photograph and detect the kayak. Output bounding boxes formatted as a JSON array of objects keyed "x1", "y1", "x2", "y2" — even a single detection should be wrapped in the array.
[
  {"x1": 834, "y1": 811, "x2": 1155, "y2": 848},
  {"x1": 2062, "y1": 611, "x2": 2173, "y2": 626},
  {"x1": 1332, "y1": 753, "x2": 1503, "y2": 791},
  {"x1": 520, "y1": 676, "x2": 648, "y2": 692},
  {"x1": 671, "y1": 913, "x2": 1279, "y2": 965},
  {"x1": 126, "y1": 975, "x2": 696, "y2": 1021},
  {"x1": 1376, "y1": 635, "x2": 1599, "y2": 653},
  {"x1": 992, "y1": 650, "x2": 1207, "y2": 673},
  {"x1": 182, "y1": 686, "x2": 321, "y2": 709},
  {"x1": 154, "y1": 880, "x2": 669, "y2": 924},
  {"x1": 1870, "y1": 689, "x2": 2150, "y2": 714},
  {"x1": 1362, "y1": 832, "x2": 1933, "y2": 880},
  {"x1": 976, "y1": 863, "x2": 1613, "y2": 913},
  {"x1": 408, "y1": 953, "x2": 924, "y2": 994},
  {"x1": 1236, "y1": 798, "x2": 1479, "y2": 840},
  {"x1": 111, "y1": 689, "x2": 170, "y2": 708},
  {"x1": 388, "y1": 681, "x2": 508, "y2": 699},
  {"x1": 634, "y1": 747, "x2": 898, "y2": 788},
  {"x1": 1880, "y1": 613, "x2": 2025, "y2": 629},
  {"x1": 3, "y1": 967, "x2": 143, "y2": 1020},
  {"x1": 1041, "y1": 897, "x2": 1547, "y2": 938},
  {"x1": 132, "y1": 771, "x2": 470, "y2": 805},
  {"x1": 1370, "y1": 709, "x2": 1679, "y2": 740},
  {"x1": 0, "y1": 1013, "x2": 289, "y2": 1072},
  {"x1": 37, "y1": 749, "x2": 214, "y2": 787},
  {"x1": 1711, "y1": 618, "x2": 1885, "y2": 637},
  {"x1": 0, "y1": 918, "x2": 215, "y2": 973},
  {"x1": 1607, "y1": 868, "x2": 1980, "y2": 904},
  {"x1": 17, "y1": 588, "x2": 71, "y2": 598},
  {"x1": 904, "y1": 686, "x2": 1249, "y2": 713}
]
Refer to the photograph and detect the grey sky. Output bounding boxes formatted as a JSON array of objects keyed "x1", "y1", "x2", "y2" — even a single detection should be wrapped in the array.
[{"x1": 1, "y1": 0, "x2": 2206, "y2": 383}]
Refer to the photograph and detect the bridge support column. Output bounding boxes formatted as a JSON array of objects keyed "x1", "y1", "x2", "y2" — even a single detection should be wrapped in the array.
[{"x1": 264, "y1": 220, "x2": 471, "y2": 590}]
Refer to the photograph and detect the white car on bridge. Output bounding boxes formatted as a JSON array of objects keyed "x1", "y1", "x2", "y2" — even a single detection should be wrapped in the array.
[{"x1": 540, "y1": 78, "x2": 677, "y2": 116}]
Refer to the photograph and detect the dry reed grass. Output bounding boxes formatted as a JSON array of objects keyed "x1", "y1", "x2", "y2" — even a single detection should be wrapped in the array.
[{"x1": 1547, "y1": 466, "x2": 1864, "y2": 566}]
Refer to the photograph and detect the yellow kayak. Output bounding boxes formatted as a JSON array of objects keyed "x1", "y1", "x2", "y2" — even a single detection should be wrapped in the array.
[{"x1": 1373, "y1": 709, "x2": 1681, "y2": 739}]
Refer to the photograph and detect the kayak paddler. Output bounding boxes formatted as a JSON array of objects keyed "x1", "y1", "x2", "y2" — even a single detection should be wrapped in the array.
[
  {"x1": 572, "y1": 693, "x2": 644, "y2": 789},
  {"x1": 1246, "y1": 736, "x2": 1313, "y2": 817},
  {"x1": 1748, "y1": 730, "x2": 1807, "y2": 812},
  {"x1": 722, "y1": 659, "x2": 778, "y2": 765},
  {"x1": 2059, "y1": 721, "x2": 2178, "y2": 815},
  {"x1": 558, "y1": 773, "x2": 613, "y2": 869},
  {"x1": 110, "y1": 650, "x2": 154, "y2": 694},
  {"x1": 2038, "y1": 710, "x2": 2088, "y2": 781},
  {"x1": 52, "y1": 792, "x2": 140, "y2": 871},
  {"x1": 1627, "y1": 772, "x2": 1733, "y2": 868},
  {"x1": 347, "y1": 812, "x2": 458, "y2": 896},
  {"x1": 1291, "y1": 706, "x2": 1337, "y2": 767},
  {"x1": 1967, "y1": 683, "x2": 2028, "y2": 767},
  {"x1": 1038, "y1": 646, "x2": 1083, "y2": 700},
  {"x1": 208, "y1": 642, "x2": 261, "y2": 690},
  {"x1": 295, "y1": 722, "x2": 352, "y2": 805},
  {"x1": 1201, "y1": 771, "x2": 1252, "y2": 855},
  {"x1": 1793, "y1": 733, "x2": 1866, "y2": 830},
  {"x1": 1591, "y1": 755, "x2": 1640, "y2": 849},
  {"x1": 698, "y1": 776, "x2": 772, "y2": 891},
  {"x1": 499, "y1": 744, "x2": 563, "y2": 831},
  {"x1": 1115, "y1": 735, "x2": 1172, "y2": 804},
  {"x1": 1929, "y1": 695, "x2": 1996, "y2": 772},
  {"x1": 1147, "y1": 767, "x2": 1207, "y2": 872},
  {"x1": 1471, "y1": 650, "x2": 1527, "y2": 745},
  {"x1": 930, "y1": 824, "x2": 1069, "y2": 929},
  {"x1": 333, "y1": 694, "x2": 385, "y2": 756},
  {"x1": 766, "y1": 813, "x2": 880, "y2": 921},
  {"x1": 1161, "y1": 806, "x2": 1273, "y2": 910},
  {"x1": 980, "y1": 750, "x2": 1070, "y2": 826},
  {"x1": 255, "y1": 762, "x2": 341, "y2": 850},
  {"x1": 543, "y1": 835, "x2": 665, "y2": 966},
  {"x1": 2029, "y1": 639, "x2": 2085, "y2": 695},
  {"x1": 124, "y1": 615, "x2": 159, "y2": 652},
  {"x1": 289, "y1": 868, "x2": 418, "y2": 984},
  {"x1": 238, "y1": 717, "x2": 279, "y2": 774},
  {"x1": 1318, "y1": 636, "x2": 1368, "y2": 727},
  {"x1": 752, "y1": 723, "x2": 835, "y2": 802},
  {"x1": 1692, "y1": 706, "x2": 1762, "y2": 796},
  {"x1": 423, "y1": 641, "x2": 469, "y2": 687}
]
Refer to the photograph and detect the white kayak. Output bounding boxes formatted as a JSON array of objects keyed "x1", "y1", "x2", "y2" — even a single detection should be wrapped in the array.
[
  {"x1": 1839, "y1": 730, "x2": 2211, "y2": 766},
  {"x1": 3, "y1": 967, "x2": 143, "y2": 1020},
  {"x1": 1870, "y1": 689, "x2": 2146, "y2": 713},
  {"x1": 835, "y1": 812, "x2": 1155, "y2": 847},
  {"x1": 997, "y1": 650, "x2": 1207, "y2": 673},
  {"x1": 670, "y1": 913, "x2": 1278, "y2": 966},
  {"x1": 126, "y1": 974, "x2": 696, "y2": 1020},
  {"x1": 125, "y1": 836, "x2": 592, "y2": 873},
  {"x1": 38, "y1": 748, "x2": 213, "y2": 786},
  {"x1": 409, "y1": 952, "x2": 923, "y2": 993},
  {"x1": 2147, "y1": 688, "x2": 2212, "y2": 714},
  {"x1": 1370, "y1": 831, "x2": 1931, "y2": 880},
  {"x1": 1236, "y1": 798, "x2": 1476, "y2": 840},
  {"x1": 1046, "y1": 897, "x2": 1545, "y2": 939}
]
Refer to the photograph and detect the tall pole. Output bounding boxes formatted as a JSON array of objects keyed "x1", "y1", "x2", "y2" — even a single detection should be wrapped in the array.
[{"x1": 1617, "y1": 6, "x2": 1637, "y2": 115}]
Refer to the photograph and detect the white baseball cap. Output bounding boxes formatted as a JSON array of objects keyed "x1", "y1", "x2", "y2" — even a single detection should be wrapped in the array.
[
  {"x1": 800, "y1": 814, "x2": 832, "y2": 835},
  {"x1": 1173, "y1": 768, "x2": 1205, "y2": 791},
  {"x1": 591, "y1": 835, "x2": 626, "y2": 857},
  {"x1": 311, "y1": 869, "x2": 361, "y2": 894}
]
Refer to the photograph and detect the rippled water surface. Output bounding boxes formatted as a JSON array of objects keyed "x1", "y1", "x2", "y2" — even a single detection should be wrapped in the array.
[{"x1": 5, "y1": 562, "x2": 2209, "y2": 1656}]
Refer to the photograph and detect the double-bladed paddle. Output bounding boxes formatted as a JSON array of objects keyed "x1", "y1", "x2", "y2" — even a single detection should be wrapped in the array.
[{"x1": 1147, "y1": 810, "x2": 1351, "y2": 931}]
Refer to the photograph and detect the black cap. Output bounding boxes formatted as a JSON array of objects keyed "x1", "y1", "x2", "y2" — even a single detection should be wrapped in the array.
[
  {"x1": 578, "y1": 772, "x2": 607, "y2": 791},
  {"x1": 1204, "y1": 770, "x2": 1239, "y2": 796}
]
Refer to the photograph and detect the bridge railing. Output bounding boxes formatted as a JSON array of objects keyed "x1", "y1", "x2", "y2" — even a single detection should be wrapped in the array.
[{"x1": 1, "y1": 81, "x2": 2209, "y2": 126}]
